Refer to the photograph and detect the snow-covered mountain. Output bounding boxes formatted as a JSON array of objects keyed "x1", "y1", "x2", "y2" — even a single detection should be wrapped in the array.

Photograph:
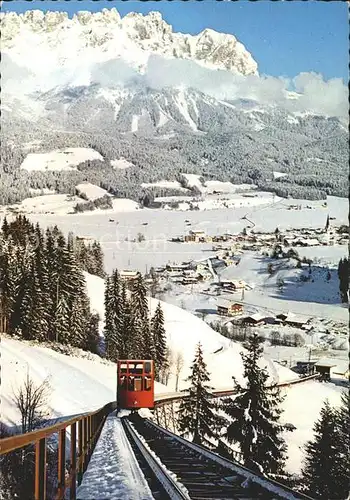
[
  {"x1": 0, "y1": 8, "x2": 348, "y2": 206},
  {"x1": 1, "y1": 9, "x2": 258, "y2": 80}
]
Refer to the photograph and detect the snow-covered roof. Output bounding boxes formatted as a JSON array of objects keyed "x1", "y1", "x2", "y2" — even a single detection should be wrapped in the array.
[
  {"x1": 244, "y1": 313, "x2": 267, "y2": 322},
  {"x1": 120, "y1": 270, "x2": 138, "y2": 276},
  {"x1": 315, "y1": 358, "x2": 345, "y2": 369},
  {"x1": 217, "y1": 300, "x2": 243, "y2": 308},
  {"x1": 278, "y1": 312, "x2": 308, "y2": 325}
]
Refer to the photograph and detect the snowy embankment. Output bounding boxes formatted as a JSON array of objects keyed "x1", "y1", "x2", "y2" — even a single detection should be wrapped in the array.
[
  {"x1": 76, "y1": 416, "x2": 153, "y2": 500},
  {"x1": 281, "y1": 381, "x2": 343, "y2": 473}
]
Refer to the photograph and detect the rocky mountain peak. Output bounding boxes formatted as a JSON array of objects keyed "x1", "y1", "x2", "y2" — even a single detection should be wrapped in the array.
[{"x1": 1, "y1": 8, "x2": 258, "y2": 76}]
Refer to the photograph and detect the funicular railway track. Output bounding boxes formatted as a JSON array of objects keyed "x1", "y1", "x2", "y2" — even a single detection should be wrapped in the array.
[{"x1": 125, "y1": 413, "x2": 313, "y2": 500}]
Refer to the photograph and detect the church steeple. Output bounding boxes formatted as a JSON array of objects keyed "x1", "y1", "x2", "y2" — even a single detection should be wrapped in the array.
[{"x1": 324, "y1": 214, "x2": 330, "y2": 232}]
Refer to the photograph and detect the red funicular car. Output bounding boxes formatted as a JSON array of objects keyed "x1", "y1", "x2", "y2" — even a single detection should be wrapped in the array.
[{"x1": 117, "y1": 360, "x2": 154, "y2": 410}]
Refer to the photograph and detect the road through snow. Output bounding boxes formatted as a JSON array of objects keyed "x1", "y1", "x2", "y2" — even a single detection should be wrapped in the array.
[{"x1": 76, "y1": 416, "x2": 154, "y2": 500}]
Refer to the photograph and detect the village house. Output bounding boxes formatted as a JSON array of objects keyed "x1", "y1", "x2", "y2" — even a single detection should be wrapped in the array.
[
  {"x1": 120, "y1": 270, "x2": 139, "y2": 283},
  {"x1": 217, "y1": 279, "x2": 249, "y2": 292},
  {"x1": 291, "y1": 237, "x2": 320, "y2": 247},
  {"x1": 276, "y1": 312, "x2": 308, "y2": 329},
  {"x1": 217, "y1": 300, "x2": 244, "y2": 317},
  {"x1": 166, "y1": 262, "x2": 193, "y2": 272},
  {"x1": 184, "y1": 230, "x2": 212, "y2": 243},
  {"x1": 240, "y1": 313, "x2": 269, "y2": 326}
]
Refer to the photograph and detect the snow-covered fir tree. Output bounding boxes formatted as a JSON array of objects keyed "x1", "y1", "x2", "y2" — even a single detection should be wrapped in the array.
[
  {"x1": 0, "y1": 216, "x2": 96, "y2": 353},
  {"x1": 104, "y1": 270, "x2": 123, "y2": 360},
  {"x1": 118, "y1": 282, "x2": 135, "y2": 359},
  {"x1": 178, "y1": 342, "x2": 225, "y2": 449},
  {"x1": 223, "y1": 333, "x2": 288, "y2": 475},
  {"x1": 91, "y1": 241, "x2": 105, "y2": 278},
  {"x1": 302, "y1": 399, "x2": 348, "y2": 499},
  {"x1": 337, "y1": 257, "x2": 349, "y2": 303},
  {"x1": 131, "y1": 272, "x2": 154, "y2": 359},
  {"x1": 151, "y1": 301, "x2": 168, "y2": 380},
  {"x1": 86, "y1": 313, "x2": 100, "y2": 354},
  {"x1": 19, "y1": 260, "x2": 49, "y2": 341},
  {"x1": 336, "y1": 391, "x2": 350, "y2": 495}
]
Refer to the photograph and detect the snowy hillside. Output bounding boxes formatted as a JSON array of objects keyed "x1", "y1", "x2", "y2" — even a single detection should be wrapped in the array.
[{"x1": 83, "y1": 272, "x2": 296, "y2": 389}]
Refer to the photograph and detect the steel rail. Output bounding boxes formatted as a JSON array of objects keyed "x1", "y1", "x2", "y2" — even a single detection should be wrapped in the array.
[
  {"x1": 134, "y1": 416, "x2": 315, "y2": 500},
  {"x1": 153, "y1": 373, "x2": 320, "y2": 406},
  {"x1": 122, "y1": 417, "x2": 190, "y2": 500}
]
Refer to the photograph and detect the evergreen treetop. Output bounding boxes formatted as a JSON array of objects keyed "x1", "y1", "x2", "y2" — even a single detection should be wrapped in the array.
[
  {"x1": 302, "y1": 399, "x2": 349, "y2": 499},
  {"x1": 223, "y1": 334, "x2": 288, "y2": 475},
  {"x1": 178, "y1": 342, "x2": 226, "y2": 449}
]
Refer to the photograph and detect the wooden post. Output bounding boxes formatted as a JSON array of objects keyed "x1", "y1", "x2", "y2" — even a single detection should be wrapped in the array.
[
  {"x1": 70, "y1": 423, "x2": 77, "y2": 500},
  {"x1": 57, "y1": 428, "x2": 66, "y2": 497},
  {"x1": 78, "y1": 420, "x2": 83, "y2": 485},
  {"x1": 35, "y1": 438, "x2": 46, "y2": 500}
]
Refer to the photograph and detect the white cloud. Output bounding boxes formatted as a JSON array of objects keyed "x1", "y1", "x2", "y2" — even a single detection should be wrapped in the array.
[{"x1": 2, "y1": 52, "x2": 348, "y2": 120}]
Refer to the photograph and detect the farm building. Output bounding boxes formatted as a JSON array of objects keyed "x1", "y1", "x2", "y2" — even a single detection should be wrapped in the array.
[
  {"x1": 241, "y1": 313, "x2": 268, "y2": 325},
  {"x1": 217, "y1": 301, "x2": 244, "y2": 317},
  {"x1": 276, "y1": 312, "x2": 308, "y2": 329}
]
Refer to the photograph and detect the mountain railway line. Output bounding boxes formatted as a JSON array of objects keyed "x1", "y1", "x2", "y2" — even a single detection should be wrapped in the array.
[{"x1": 125, "y1": 413, "x2": 313, "y2": 500}]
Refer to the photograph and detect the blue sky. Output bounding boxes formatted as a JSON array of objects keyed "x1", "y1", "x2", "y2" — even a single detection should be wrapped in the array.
[{"x1": 3, "y1": 0, "x2": 348, "y2": 81}]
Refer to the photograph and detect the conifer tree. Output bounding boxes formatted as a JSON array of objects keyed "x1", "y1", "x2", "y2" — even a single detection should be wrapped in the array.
[
  {"x1": 104, "y1": 276, "x2": 114, "y2": 355},
  {"x1": 178, "y1": 343, "x2": 225, "y2": 448},
  {"x1": 131, "y1": 272, "x2": 153, "y2": 359},
  {"x1": 337, "y1": 258, "x2": 349, "y2": 303},
  {"x1": 104, "y1": 270, "x2": 123, "y2": 360},
  {"x1": 91, "y1": 241, "x2": 105, "y2": 278},
  {"x1": 119, "y1": 282, "x2": 134, "y2": 359},
  {"x1": 1, "y1": 217, "x2": 10, "y2": 238},
  {"x1": 0, "y1": 237, "x2": 19, "y2": 333},
  {"x1": 20, "y1": 261, "x2": 49, "y2": 341},
  {"x1": 302, "y1": 400, "x2": 348, "y2": 499},
  {"x1": 86, "y1": 313, "x2": 100, "y2": 354},
  {"x1": 336, "y1": 391, "x2": 350, "y2": 492},
  {"x1": 223, "y1": 334, "x2": 288, "y2": 474},
  {"x1": 151, "y1": 301, "x2": 167, "y2": 379}
]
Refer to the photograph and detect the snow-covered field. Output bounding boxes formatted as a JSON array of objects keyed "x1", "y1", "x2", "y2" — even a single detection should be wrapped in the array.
[
  {"x1": 20, "y1": 148, "x2": 103, "y2": 171},
  {"x1": 110, "y1": 158, "x2": 134, "y2": 169},
  {"x1": 75, "y1": 183, "x2": 111, "y2": 201},
  {"x1": 204, "y1": 181, "x2": 256, "y2": 194},
  {"x1": 2, "y1": 194, "x2": 141, "y2": 216},
  {"x1": 17, "y1": 195, "x2": 348, "y2": 322},
  {"x1": 141, "y1": 180, "x2": 189, "y2": 191},
  {"x1": 7, "y1": 194, "x2": 83, "y2": 215}
]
